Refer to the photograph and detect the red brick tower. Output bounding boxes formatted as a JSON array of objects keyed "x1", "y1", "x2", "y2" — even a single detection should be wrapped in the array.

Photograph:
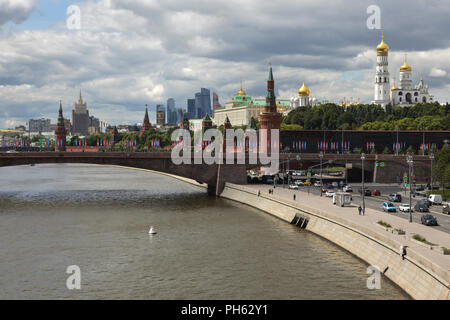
[
  {"x1": 223, "y1": 115, "x2": 232, "y2": 153},
  {"x1": 55, "y1": 101, "x2": 67, "y2": 152},
  {"x1": 180, "y1": 112, "x2": 190, "y2": 130},
  {"x1": 258, "y1": 64, "x2": 282, "y2": 153},
  {"x1": 140, "y1": 104, "x2": 151, "y2": 136}
]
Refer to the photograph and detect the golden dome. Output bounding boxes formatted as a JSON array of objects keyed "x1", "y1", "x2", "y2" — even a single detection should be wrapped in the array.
[
  {"x1": 400, "y1": 55, "x2": 411, "y2": 71},
  {"x1": 376, "y1": 30, "x2": 389, "y2": 55},
  {"x1": 236, "y1": 87, "x2": 246, "y2": 96},
  {"x1": 391, "y1": 78, "x2": 397, "y2": 90},
  {"x1": 298, "y1": 81, "x2": 310, "y2": 96}
]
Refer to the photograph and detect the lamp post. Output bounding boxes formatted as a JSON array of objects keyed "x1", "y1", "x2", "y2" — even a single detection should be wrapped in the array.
[
  {"x1": 429, "y1": 153, "x2": 434, "y2": 191},
  {"x1": 361, "y1": 153, "x2": 366, "y2": 215},
  {"x1": 407, "y1": 154, "x2": 414, "y2": 223},
  {"x1": 319, "y1": 151, "x2": 324, "y2": 197}
]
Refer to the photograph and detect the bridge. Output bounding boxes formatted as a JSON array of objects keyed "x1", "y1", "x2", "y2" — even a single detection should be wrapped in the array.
[{"x1": 0, "y1": 152, "x2": 434, "y2": 194}]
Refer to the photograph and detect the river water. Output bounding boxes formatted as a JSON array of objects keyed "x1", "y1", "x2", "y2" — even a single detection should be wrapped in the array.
[{"x1": 0, "y1": 164, "x2": 409, "y2": 299}]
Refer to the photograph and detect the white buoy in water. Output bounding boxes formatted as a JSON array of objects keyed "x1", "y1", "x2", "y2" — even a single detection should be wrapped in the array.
[{"x1": 148, "y1": 226, "x2": 157, "y2": 235}]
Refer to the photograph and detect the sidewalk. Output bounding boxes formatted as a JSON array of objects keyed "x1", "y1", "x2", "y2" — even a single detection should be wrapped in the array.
[{"x1": 247, "y1": 184, "x2": 450, "y2": 271}]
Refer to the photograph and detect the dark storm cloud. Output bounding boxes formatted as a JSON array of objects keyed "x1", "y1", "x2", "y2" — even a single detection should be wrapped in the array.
[{"x1": 1, "y1": 0, "x2": 449, "y2": 127}]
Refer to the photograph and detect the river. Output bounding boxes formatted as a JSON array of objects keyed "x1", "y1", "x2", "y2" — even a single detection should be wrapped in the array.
[{"x1": 0, "y1": 164, "x2": 409, "y2": 299}]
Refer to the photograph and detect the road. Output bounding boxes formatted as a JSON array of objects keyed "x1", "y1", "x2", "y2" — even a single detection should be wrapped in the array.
[{"x1": 268, "y1": 181, "x2": 450, "y2": 234}]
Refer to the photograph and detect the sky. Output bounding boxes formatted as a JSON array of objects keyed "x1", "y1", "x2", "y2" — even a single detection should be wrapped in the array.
[{"x1": 0, "y1": 0, "x2": 449, "y2": 128}]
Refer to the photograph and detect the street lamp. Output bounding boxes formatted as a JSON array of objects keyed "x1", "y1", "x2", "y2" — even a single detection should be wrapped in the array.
[
  {"x1": 319, "y1": 151, "x2": 324, "y2": 197},
  {"x1": 361, "y1": 153, "x2": 366, "y2": 215},
  {"x1": 407, "y1": 154, "x2": 414, "y2": 223},
  {"x1": 429, "y1": 153, "x2": 434, "y2": 191}
]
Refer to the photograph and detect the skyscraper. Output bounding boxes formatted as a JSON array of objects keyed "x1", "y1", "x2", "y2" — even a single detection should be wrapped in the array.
[
  {"x1": 156, "y1": 104, "x2": 165, "y2": 124},
  {"x1": 187, "y1": 98, "x2": 196, "y2": 119},
  {"x1": 166, "y1": 98, "x2": 176, "y2": 124},
  {"x1": 72, "y1": 90, "x2": 90, "y2": 135},
  {"x1": 194, "y1": 88, "x2": 211, "y2": 118}
]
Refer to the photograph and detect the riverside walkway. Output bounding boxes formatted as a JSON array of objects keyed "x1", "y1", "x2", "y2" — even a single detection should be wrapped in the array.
[{"x1": 246, "y1": 184, "x2": 450, "y2": 271}]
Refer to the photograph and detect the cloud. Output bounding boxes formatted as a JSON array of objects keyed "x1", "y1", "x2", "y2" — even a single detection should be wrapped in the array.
[
  {"x1": 0, "y1": 0, "x2": 38, "y2": 25},
  {"x1": 429, "y1": 67, "x2": 447, "y2": 77},
  {"x1": 0, "y1": 0, "x2": 450, "y2": 128}
]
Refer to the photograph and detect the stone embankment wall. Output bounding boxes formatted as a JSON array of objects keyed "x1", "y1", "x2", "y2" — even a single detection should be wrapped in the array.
[{"x1": 220, "y1": 183, "x2": 449, "y2": 300}]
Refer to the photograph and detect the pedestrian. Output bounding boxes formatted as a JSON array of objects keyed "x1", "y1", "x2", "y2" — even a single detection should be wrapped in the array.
[
  {"x1": 258, "y1": 190, "x2": 261, "y2": 196},
  {"x1": 333, "y1": 194, "x2": 336, "y2": 205},
  {"x1": 293, "y1": 194, "x2": 296, "y2": 201},
  {"x1": 358, "y1": 205, "x2": 362, "y2": 215}
]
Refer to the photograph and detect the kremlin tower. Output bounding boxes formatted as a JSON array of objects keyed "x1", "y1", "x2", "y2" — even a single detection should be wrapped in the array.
[
  {"x1": 139, "y1": 104, "x2": 151, "y2": 136},
  {"x1": 55, "y1": 101, "x2": 67, "y2": 152},
  {"x1": 372, "y1": 30, "x2": 391, "y2": 108},
  {"x1": 258, "y1": 64, "x2": 282, "y2": 153}
]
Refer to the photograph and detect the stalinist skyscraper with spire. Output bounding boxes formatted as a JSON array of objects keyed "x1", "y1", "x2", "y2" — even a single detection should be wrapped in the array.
[
  {"x1": 72, "y1": 90, "x2": 90, "y2": 135},
  {"x1": 372, "y1": 30, "x2": 391, "y2": 108}
]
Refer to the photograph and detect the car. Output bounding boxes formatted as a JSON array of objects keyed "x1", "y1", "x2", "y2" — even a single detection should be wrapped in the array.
[
  {"x1": 416, "y1": 185, "x2": 425, "y2": 191},
  {"x1": 6, "y1": 150, "x2": 18, "y2": 153},
  {"x1": 371, "y1": 189, "x2": 381, "y2": 196},
  {"x1": 442, "y1": 203, "x2": 449, "y2": 215},
  {"x1": 343, "y1": 185, "x2": 353, "y2": 192},
  {"x1": 288, "y1": 184, "x2": 299, "y2": 190},
  {"x1": 382, "y1": 202, "x2": 396, "y2": 212},
  {"x1": 421, "y1": 214, "x2": 438, "y2": 226},
  {"x1": 325, "y1": 190, "x2": 336, "y2": 197},
  {"x1": 388, "y1": 193, "x2": 402, "y2": 202},
  {"x1": 414, "y1": 201, "x2": 429, "y2": 213},
  {"x1": 359, "y1": 188, "x2": 371, "y2": 196},
  {"x1": 314, "y1": 181, "x2": 322, "y2": 187},
  {"x1": 303, "y1": 180, "x2": 312, "y2": 186},
  {"x1": 326, "y1": 184, "x2": 334, "y2": 189},
  {"x1": 294, "y1": 180, "x2": 303, "y2": 186},
  {"x1": 339, "y1": 181, "x2": 346, "y2": 187},
  {"x1": 331, "y1": 182, "x2": 338, "y2": 188},
  {"x1": 399, "y1": 203, "x2": 413, "y2": 212},
  {"x1": 428, "y1": 194, "x2": 442, "y2": 205},
  {"x1": 321, "y1": 187, "x2": 328, "y2": 193}
]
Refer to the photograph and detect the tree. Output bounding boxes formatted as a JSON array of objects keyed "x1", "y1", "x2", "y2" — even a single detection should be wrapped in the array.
[{"x1": 433, "y1": 146, "x2": 450, "y2": 187}]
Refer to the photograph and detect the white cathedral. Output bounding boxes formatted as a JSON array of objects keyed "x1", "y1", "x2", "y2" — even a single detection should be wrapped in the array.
[
  {"x1": 290, "y1": 81, "x2": 320, "y2": 108},
  {"x1": 372, "y1": 31, "x2": 433, "y2": 108}
]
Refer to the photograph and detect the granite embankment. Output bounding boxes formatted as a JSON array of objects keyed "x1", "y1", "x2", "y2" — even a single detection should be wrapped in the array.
[{"x1": 220, "y1": 183, "x2": 450, "y2": 300}]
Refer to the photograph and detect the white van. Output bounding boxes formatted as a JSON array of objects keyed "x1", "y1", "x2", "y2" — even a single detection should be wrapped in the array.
[{"x1": 428, "y1": 194, "x2": 442, "y2": 205}]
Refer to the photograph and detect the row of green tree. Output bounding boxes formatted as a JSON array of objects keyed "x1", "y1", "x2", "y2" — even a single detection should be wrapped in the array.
[{"x1": 283, "y1": 102, "x2": 450, "y2": 130}]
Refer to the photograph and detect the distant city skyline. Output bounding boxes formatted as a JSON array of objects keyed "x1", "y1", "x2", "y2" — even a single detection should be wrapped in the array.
[{"x1": 1, "y1": 0, "x2": 450, "y2": 128}]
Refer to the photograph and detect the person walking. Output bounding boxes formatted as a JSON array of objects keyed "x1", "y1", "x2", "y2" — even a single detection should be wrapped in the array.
[
  {"x1": 358, "y1": 205, "x2": 362, "y2": 215},
  {"x1": 293, "y1": 194, "x2": 296, "y2": 201}
]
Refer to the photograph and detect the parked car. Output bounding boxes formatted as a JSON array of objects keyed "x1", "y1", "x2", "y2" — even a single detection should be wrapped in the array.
[
  {"x1": 388, "y1": 193, "x2": 402, "y2": 202},
  {"x1": 303, "y1": 180, "x2": 312, "y2": 186},
  {"x1": 443, "y1": 203, "x2": 449, "y2": 215},
  {"x1": 371, "y1": 189, "x2": 381, "y2": 196},
  {"x1": 399, "y1": 203, "x2": 413, "y2": 212},
  {"x1": 288, "y1": 184, "x2": 299, "y2": 190},
  {"x1": 382, "y1": 202, "x2": 396, "y2": 212},
  {"x1": 421, "y1": 214, "x2": 438, "y2": 226},
  {"x1": 339, "y1": 181, "x2": 346, "y2": 187},
  {"x1": 343, "y1": 185, "x2": 353, "y2": 192},
  {"x1": 314, "y1": 181, "x2": 322, "y2": 187},
  {"x1": 428, "y1": 194, "x2": 443, "y2": 205},
  {"x1": 325, "y1": 190, "x2": 336, "y2": 197},
  {"x1": 416, "y1": 185, "x2": 425, "y2": 191},
  {"x1": 326, "y1": 184, "x2": 334, "y2": 189},
  {"x1": 332, "y1": 182, "x2": 338, "y2": 188},
  {"x1": 414, "y1": 201, "x2": 429, "y2": 213},
  {"x1": 359, "y1": 188, "x2": 371, "y2": 196},
  {"x1": 294, "y1": 180, "x2": 303, "y2": 186},
  {"x1": 321, "y1": 187, "x2": 328, "y2": 193}
]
